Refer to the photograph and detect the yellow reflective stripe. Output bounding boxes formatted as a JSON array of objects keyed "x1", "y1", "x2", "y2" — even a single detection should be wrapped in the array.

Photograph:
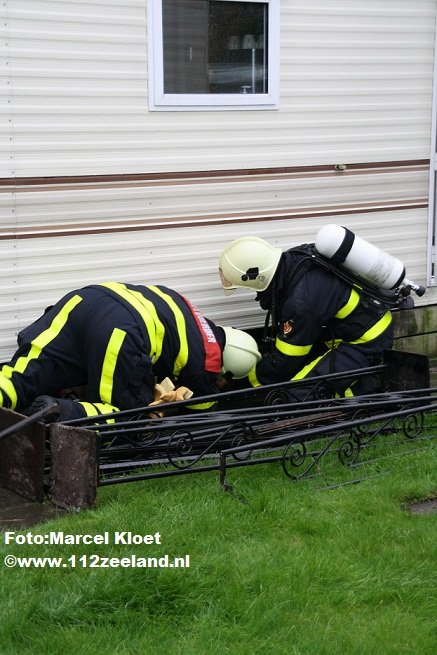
[
  {"x1": 147, "y1": 285, "x2": 188, "y2": 376},
  {"x1": 126, "y1": 288, "x2": 165, "y2": 361},
  {"x1": 0, "y1": 373, "x2": 18, "y2": 409},
  {"x1": 291, "y1": 354, "x2": 326, "y2": 380},
  {"x1": 77, "y1": 401, "x2": 117, "y2": 423},
  {"x1": 77, "y1": 402, "x2": 99, "y2": 417},
  {"x1": 99, "y1": 328, "x2": 126, "y2": 404},
  {"x1": 275, "y1": 337, "x2": 312, "y2": 357},
  {"x1": 185, "y1": 401, "x2": 217, "y2": 411},
  {"x1": 335, "y1": 387, "x2": 355, "y2": 398},
  {"x1": 335, "y1": 288, "x2": 360, "y2": 319},
  {"x1": 0, "y1": 294, "x2": 83, "y2": 410},
  {"x1": 93, "y1": 403, "x2": 117, "y2": 423},
  {"x1": 99, "y1": 283, "x2": 164, "y2": 363},
  {"x1": 350, "y1": 311, "x2": 392, "y2": 344},
  {"x1": 248, "y1": 366, "x2": 262, "y2": 388},
  {"x1": 93, "y1": 402, "x2": 118, "y2": 414},
  {"x1": 324, "y1": 339, "x2": 342, "y2": 348}
]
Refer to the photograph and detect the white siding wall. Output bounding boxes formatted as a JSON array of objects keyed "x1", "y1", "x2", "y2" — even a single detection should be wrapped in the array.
[
  {"x1": 2, "y1": 0, "x2": 435, "y2": 175},
  {"x1": 0, "y1": 0, "x2": 436, "y2": 360},
  {"x1": 0, "y1": 207, "x2": 434, "y2": 359}
]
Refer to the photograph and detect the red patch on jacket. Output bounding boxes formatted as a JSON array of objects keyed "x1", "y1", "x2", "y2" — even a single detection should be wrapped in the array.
[{"x1": 282, "y1": 320, "x2": 293, "y2": 336}]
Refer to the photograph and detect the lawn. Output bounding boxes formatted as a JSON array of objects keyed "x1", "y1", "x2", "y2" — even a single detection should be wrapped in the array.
[{"x1": 1, "y1": 434, "x2": 436, "y2": 655}]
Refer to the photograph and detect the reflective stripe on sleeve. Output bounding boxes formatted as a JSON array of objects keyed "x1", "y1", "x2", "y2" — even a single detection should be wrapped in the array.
[
  {"x1": 335, "y1": 288, "x2": 360, "y2": 319},
  {"x1": 275, "y1": 338, "x2": 312, "y2": 357},
  {"x1": 99, "y1": 328, "x2": 126, "y2": 405}
]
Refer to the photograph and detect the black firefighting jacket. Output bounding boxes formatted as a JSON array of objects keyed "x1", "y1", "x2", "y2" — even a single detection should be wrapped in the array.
[
  {"x1": 0, "y1": 283, "x2": 224, "y2": 419},
  {"x1": 248, "y1": 249, "x2": 393, "y2": 386}
]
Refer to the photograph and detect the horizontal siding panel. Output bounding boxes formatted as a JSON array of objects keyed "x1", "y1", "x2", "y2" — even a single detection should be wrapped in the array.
[
  {"x1": 1, "y1": 0, "x2": 435, "y2": 175},
  {"x1": 0, "y1": 208, "x2": 434, "y2": 359},
  {"x1": 0, "y1": 167, "x2": 429, "y2": 230}
]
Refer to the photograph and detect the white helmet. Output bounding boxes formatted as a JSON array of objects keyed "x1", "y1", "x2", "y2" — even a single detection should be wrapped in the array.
[
  {"x1": 221, "y1": 327, "x2": 262, "y2": 379},
  {"x1": 219, "y1": 236, "x2": 282, "y2": 294}
]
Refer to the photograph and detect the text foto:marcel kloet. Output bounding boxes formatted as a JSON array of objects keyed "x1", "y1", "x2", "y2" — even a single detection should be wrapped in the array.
[{"x1": 3, "y1": 531, "x2": 162, "y2": 546}]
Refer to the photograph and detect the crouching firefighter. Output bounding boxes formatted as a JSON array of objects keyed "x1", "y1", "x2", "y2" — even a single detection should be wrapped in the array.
[
  {"x1": 0, "y1": 282, "x2": 261, "y2": 421},
  {"x1": 218, "y1": 234, "x2": 395, "y2": 398}
]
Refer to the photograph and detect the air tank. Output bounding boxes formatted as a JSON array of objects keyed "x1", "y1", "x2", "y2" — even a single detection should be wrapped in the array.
[{"x1": 314, "y1": 224, "x2": 425, "y2": 295}]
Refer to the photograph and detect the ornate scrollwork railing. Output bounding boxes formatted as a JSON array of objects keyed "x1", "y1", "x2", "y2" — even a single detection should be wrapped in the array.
[{"x1": 91, "y1": 378, "x2": 436, "y2": 487}]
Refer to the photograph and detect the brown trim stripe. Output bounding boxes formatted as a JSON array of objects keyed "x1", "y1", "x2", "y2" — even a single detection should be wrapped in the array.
[
  {"x1": 0, "y1": 199, "x2": 428, "y2": 240},
  {"x1": 0, "y1": 165, "x2": 429, "y2": 195},
  {"x1": 0, "y1": 159, "x2": 429, "y2": 189}
]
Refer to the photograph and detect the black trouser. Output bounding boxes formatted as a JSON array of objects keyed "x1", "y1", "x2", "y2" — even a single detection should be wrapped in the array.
[{"x1": 287, "y1": 327, "x2": 393, "y2": 400}]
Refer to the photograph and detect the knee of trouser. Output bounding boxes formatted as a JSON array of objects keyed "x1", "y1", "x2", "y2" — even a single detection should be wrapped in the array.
[{"x1": 24, "y1": 395, "x2": 86, "y2": 422}]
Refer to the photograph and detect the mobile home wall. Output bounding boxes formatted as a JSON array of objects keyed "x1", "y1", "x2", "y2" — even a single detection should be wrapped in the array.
[{"x1": 1, "y1": 0, "x2": 436, "y2": 359}]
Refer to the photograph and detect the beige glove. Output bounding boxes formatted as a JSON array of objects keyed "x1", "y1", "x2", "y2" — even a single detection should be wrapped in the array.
[{"x1": 148, "y1": 377, "x2": 193, "y2": 416}]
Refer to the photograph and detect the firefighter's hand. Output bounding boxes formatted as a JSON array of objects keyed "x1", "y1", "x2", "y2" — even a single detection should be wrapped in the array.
[{"x1": 148, "y1": 378, "x2": 193, "y2": 417}]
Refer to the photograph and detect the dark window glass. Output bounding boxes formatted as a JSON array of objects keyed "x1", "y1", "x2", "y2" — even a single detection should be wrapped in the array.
[{"x1": 163, "y1": 0, "x2": 268, "y2": 94}]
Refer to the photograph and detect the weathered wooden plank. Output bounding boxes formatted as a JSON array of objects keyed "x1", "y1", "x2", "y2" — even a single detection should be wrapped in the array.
[
  {"x1": 49, "y1": 424, "x2": 97, "y2": 510},
  {"x1": 0, "y1": 407, "x2": 46, "y2": 503}
]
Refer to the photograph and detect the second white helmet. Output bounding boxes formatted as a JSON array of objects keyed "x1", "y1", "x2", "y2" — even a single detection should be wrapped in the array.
[
  {"x1": 221, "y1": 327, "x2": 261, "y2": 379},
  {"x1": 219, "y1": 236, "x2": 282, "y2": 293}
]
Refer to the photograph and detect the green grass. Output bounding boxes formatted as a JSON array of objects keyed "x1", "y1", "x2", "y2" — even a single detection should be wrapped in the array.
[{"x1": 1, "y1": 438, "x2": 437, "y2": 655}]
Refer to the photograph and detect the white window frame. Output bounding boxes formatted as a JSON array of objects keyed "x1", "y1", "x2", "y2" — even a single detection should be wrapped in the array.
[
  {"x1": 147, "y1": 0, "x2": 280, "y2": 111},
  {"x1": 427, "y1": 18, "x2": 437, "y2": 287}
]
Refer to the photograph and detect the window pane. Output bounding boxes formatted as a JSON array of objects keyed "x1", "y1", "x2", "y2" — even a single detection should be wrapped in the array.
[{"x1": 162, "y1": 0, "x2": 268, "y2": 95}]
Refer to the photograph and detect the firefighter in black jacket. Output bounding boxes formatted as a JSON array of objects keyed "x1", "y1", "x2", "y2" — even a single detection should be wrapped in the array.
[
  {"x1": 0, "y1": 282, "x2": 261, "y2": 421},
  {"x1": 219, "y1": 236, "x2": 393, "y2": 396}
]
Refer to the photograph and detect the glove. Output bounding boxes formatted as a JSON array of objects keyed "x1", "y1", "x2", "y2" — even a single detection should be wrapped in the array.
[
  {"x1": 150, "y1": 377, "x2": 194, "y2": 404},
  {"x1": 148, "y1": 378, "x2": 193, "y2": 417},
  {"x1": 24, "y1": 395, "x2": 76, "y2": 423},
  {"x1": 24, "y1": 395, "x2": 61, "y2": 423}
]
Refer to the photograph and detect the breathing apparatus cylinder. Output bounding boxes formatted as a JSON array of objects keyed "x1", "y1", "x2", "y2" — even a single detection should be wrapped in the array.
[{"x1": 314, "y1": 224, "x2": 425, "y2": 296}]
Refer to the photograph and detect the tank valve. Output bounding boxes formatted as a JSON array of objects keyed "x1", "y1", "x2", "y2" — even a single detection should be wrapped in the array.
[{"x1": 402, "y1": 279, "x2": 426, "y2": 297}]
